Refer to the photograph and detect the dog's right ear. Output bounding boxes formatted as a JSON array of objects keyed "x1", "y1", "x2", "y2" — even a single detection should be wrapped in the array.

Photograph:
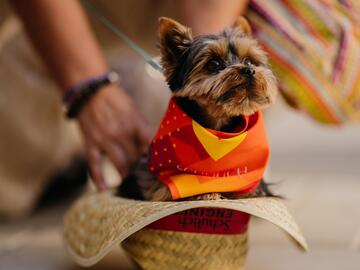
[
  {"x1": 233, "y1": 16, "x2": 252, "y2": 35},
  {"x1": 158, "y1": 17, "x2": 193, "y2": 72}
]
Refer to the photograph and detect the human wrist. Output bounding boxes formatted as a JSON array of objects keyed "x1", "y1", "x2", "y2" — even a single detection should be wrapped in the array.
[{"x1": 63, "y1": 71, "x2": 120, "y2": 119}]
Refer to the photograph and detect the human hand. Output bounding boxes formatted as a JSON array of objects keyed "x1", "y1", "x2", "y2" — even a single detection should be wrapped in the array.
[{"x1": 77, "y1": 84, "x2": 152, "y2": 191}]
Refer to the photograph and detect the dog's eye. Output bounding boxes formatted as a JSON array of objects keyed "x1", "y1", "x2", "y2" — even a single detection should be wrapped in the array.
[
  {"x1": 243, "y1": 57, "x2": 252, "y2": 66},
  {"x1": 206, "y1": 59, "x2": 225, "y2": 72}
]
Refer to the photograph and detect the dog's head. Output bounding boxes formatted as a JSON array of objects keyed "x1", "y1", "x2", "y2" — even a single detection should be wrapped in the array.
[{"x1": 158, "y1": 17, "x2": 277, "y2": 116}]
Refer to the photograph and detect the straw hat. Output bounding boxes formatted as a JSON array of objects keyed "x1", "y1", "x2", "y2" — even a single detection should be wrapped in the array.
[{"x1": 64, "y1": 191, "x2": 307, "y2": 269}]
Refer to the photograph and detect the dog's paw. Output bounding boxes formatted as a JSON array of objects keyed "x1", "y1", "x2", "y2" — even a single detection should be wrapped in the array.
[
  {"x1": 193, "y1": 193, "x2": 223, "y2": 201},
  {"x1": 145, "y1": 183, "x2": 173, "y2": 201}
]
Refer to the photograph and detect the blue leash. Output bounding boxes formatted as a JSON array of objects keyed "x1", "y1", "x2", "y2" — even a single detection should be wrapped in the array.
[{"x1": 80, "y1": 0, "x2": 163, "y2": 73}]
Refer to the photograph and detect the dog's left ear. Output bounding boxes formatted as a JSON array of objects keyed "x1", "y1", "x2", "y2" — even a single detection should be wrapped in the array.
[
  {"x1": 233, "y1": 16, "x2": 252, "y2": 35},
  {"x1": 158, "y1": 17, "x2": 193, "y2": 72}
]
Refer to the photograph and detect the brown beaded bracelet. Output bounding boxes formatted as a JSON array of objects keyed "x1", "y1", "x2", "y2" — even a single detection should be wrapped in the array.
[{"x1": 64, "y1": 71, "x2": 119, "y2": 119}]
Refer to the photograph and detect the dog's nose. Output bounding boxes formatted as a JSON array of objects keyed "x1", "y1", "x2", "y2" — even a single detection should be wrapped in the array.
[{"x1": 240, "y1": 66, "x2": 255, "y2": 77}]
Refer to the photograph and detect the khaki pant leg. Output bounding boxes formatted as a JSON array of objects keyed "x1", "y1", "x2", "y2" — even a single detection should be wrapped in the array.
[{"x1": 0, "y1": 20, "x2": 82, "y2": 219}]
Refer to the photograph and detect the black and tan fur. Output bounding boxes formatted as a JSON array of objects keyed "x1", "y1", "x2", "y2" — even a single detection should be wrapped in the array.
[{"x1": 119, "y1": 17, "x2": 277, "y2": 201}]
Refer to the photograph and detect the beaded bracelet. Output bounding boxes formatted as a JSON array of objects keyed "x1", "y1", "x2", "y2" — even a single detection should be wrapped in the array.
[{"x1": 63, "y1": 71, "x2": 119, "y2": 119}]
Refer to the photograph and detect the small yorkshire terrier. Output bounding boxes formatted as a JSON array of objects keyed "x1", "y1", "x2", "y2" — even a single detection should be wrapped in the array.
[{"x1": 119, "y1": 17, "x2": 277, "y2": 201}]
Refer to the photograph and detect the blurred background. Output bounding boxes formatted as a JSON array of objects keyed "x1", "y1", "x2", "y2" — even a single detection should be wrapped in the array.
[{"x1": 0, "y1": 0, "x2": 359, "y2": 269}]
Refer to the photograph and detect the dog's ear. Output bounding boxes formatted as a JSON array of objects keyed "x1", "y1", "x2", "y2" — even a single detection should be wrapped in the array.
[
  {"x1": 233, "y1": 16, "x2": 252, "y2": 35},
  {"x1": 158, "y1": 17, "x2": 192, "y2": 70}
]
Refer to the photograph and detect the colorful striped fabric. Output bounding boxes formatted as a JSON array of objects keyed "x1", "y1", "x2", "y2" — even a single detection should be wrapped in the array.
[{"x1": 247, "y1": 0, "x2": 360, "y2": 124}]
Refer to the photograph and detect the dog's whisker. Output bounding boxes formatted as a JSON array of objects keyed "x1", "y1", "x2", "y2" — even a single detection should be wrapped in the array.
[{"x1": 217, "y1": 84, "x2": 244, "y2": 103}]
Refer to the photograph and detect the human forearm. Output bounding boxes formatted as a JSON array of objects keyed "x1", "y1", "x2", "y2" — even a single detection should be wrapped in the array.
[
  {"x1": 179, "y1": 0, "x2": 248, "y2": 35},
  {"x1": 12, "y1": 0, "x2": 108, "y2": 92}
]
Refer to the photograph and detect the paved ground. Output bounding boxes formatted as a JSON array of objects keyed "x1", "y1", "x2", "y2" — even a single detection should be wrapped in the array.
[{"x1": 1, "y1": 101, "x2": 359, "y2": 269}]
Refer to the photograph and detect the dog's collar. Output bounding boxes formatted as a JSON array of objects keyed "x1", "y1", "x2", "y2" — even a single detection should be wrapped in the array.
[{"x1": 149, "y1": 98, "x2": 270, "y2": 199}]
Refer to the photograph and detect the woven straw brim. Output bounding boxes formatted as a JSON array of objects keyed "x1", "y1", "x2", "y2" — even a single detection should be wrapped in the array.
[
  {"x1": 64, "y1": 192, "x2": 307, "y2": 267},
  {"x1": 123, "y1": 228, "x2": 248, "y2": 270}
]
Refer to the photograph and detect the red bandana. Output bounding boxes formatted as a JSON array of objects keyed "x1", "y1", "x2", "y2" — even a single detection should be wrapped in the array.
[{"x1": 149, "y1": 98, "x2": 269, "y2": 200}]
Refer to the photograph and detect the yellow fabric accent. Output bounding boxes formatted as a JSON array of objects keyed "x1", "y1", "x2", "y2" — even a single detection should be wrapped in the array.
[
  {"x1": 170, "y1": 173, "x2": 259, "y2": 199},
  {"x1": 192, "y1": 120, "x2": 247, "y2": 161},
  {"x1": 170, "y1": 174, "x2": 199, "y2": 198}
]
